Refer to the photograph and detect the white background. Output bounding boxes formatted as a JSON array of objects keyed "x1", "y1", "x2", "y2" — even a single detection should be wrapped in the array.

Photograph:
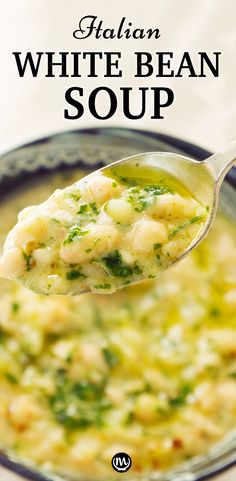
[{"x1": 0, "y1": 1, "x2": 236, "y2": 480}]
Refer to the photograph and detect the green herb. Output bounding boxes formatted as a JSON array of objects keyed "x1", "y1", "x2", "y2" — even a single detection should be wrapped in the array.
[
  {"x1": 66, "y1": 353, "x2": 73, "y2": 364},
  {"x1": 144, "y1": 184, "x2": 173, "y2": 195},
  {"x1": 50, "y1": 218, "x2": 61, "y2": 224},
  {"x1": 72, "y1": 380, "x2": 104, "y2": 400},
  {"x1": 169, "y1": 215, "x2": 203, "y2": 239},
  {"x1": 117, "y1": 175, "x2": 138, "y2": 186},
  {"x1": 70, "y1": 191, "x2": 81, "y2": 202},
  {"x1": 229, "y1": 372, "x2": 236, "y2": 379},
  {"x1": 129, "y1": 383, "x2": 152, "y2": 397},
  {"x1": 132, "y1": 264, "x2": 142, "y2": 275},
  {"x1": 126, "y1": 183, "x2": 172, "y2": 212},
  {"x1": 12, "y1": 302, "x2": 20, "y2": 313},
  {"x1": 134, "y1": 200, "x2": 148, "y2": 212},
  {"x1": 85, "y1": 248, "x2": 92, "y2": 253},
  {"x1": 210, "y1": 307, "x2": 221, "y2": 317},
  {"x1": 63, "y1": 226, "x2": 89, "y2": 244},
  {"x1": 66, "y1": 269, "x2": 86, "y2": 280},
  {"x1": 94, "y1": 283, "x2": 111, "y2": 290},
  {"x1": 102, "y1": 347, "x2": 120, "y2": 368},
  {"x1": 23, "y1": 252, "x2": 32, "y2": 271},
  {"x1": 154, "y1": 243, "x2": 162, "y2": 251},
  {"x1": 49, "y1": 371, "x2": 111, "y2": 430},
  {"x1": 102, "y1": 250, "x2": 130, "y2": 278},
  {"x1": 5, "y1": 372, "x2": 17, "y2": 384},
  {"x1": 126, "y1": 187, "x2": 148, "y2": 212},
  {"x1": 169, "y1": 384, "x2": 191, "y2": 408},
  {"x1": 77, "y1": 204, "x2": 88, "y2": 214},
  {"x1": 129, "y1": 187, "x2": 139, "y2": 194},
  {"x1": 77, "y1": 202, "x2": 99, "y2": 216},
  {"x1": 101, "y1": 250, "x2": 142, "y2": 278},
  {"x1": 112, "y1": 181, "x2": 118, "y2": 188},
  {"x1": 89, "y1": 202, "x2": 99, "y2": 215},
  {"x1": 0, "y1": 329, "x2": 6, "y2": 343},
  {"x1": 126, "y1": 411, "x2": 135, "y2": 424}
]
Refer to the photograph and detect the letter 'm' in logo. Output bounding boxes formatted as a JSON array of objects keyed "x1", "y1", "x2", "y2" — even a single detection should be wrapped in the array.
[{"x1": 111, "y1": 452, "x2": 132, "y2": 472}]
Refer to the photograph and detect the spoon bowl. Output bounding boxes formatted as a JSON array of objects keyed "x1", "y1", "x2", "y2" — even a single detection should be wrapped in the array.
[
  {"x1": 0, "y1": 140, "x2": 235, "y2": 295},
  {"x1": 97, "y1": 141, "x2": 236, "y2": 262}
]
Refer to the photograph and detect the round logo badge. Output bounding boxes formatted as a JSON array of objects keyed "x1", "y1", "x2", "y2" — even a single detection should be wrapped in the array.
[{"x1": 111, "y1": 452, "x2": 132, "y2": 473}]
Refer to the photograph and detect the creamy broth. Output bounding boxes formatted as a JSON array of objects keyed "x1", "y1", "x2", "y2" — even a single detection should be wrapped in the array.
[
  {"x1": 0, "y1": 167, "x2": 206, "y2": 295},
  {"x1": 0, "y1": 170, "x2": 235, "y2": 479}
]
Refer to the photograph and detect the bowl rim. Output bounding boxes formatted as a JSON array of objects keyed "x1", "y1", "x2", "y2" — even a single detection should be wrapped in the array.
[
  {"x1": 0, "y1": 126, "x2": 235, "y2": 481},
  {"x1": 2, "y1": 126, "x2": 212, "y2": 161}
]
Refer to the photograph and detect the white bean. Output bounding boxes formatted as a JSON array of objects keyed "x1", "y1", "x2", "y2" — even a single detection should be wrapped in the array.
[
  {"x1": 106, "y1": 198, "x2": 134, "y2": 224},
  {"x1": 127, "y1": 217, "x2": 168, "y2": 254},
  {"x1": 60, "y1": 224, "x2": 119, "y2": 264}
]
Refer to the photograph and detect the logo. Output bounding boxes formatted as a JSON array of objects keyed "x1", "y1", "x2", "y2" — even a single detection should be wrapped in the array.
[{"x1": 111, "y1": 452, "x2": 132, "y2": 473}]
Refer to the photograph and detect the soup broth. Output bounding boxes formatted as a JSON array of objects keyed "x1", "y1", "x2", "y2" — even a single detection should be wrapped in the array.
[{"x1": 0, "y1": 170, "x2": 235, "y2": 479}]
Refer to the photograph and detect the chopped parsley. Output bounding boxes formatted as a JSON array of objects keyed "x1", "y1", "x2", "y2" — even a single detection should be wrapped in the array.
[
  {"x1": 154, "y1": 243, "x2": 162, "y2": 251},
  {"x1": 169, "y1": 215, "x2": 203, "y2": 240},
  {"x1": 134, "y1": 200, "x2": 148, "y2": 212},
  {"x1": 143, "y1": 184, "x2": 173, "y2": 195},
  {"x1": 69, "y1": 191, "x2": 81, "y2": 202},
  {"x1": 50, "y1": 218, "x2": 61, "y2": 224},
  {"x1": 77, "y1": 204, "x2": 88, "y2": 214},
  {"x1": 210, "y1": 307, "x2": 221, "y2": 317},
  {"x1": 12, "y1": 302, "x2": 20, "y2": 313},
  {"x1": 4, "y1": 372, "x2": 17, "y2": 384},
  {"x1": 101, "y1": 250, "x2": 142, "y2": 278},
  {"x1": 169, "y1": 384, "x2": 192, "y2": 408},
  {"x1": 77, "y1": 202, "x2": 99, "y2": 216},
  {"x1": 63, "y1": 226, "x2": 89, "y2": 244},
  {"x1": 125, "y1": 183, "x2": 172, "y2": 213},
  {"x1": 116, "y1": 175, "x2": 138, "y2": 186},
  {"x1": 126, "y1": 411, "x2": 135, "y2": 424},
  {"x1": 49, "y1": 371, "x2": 111, "y2": 430},
  {"x1": 23, "y1": 252, "x2": 32, "y2": 271},
  {"x1": 89, "y1": 202, "x2": 99, "y2": 215},
  {"x1": 126, "y1": 187, "x2": 148, "y2": 213},
  {"x1": 72, "y1": 380, "x2": 104, "y2": 400},
  {"x1": 102, "y1": 347, "x2": 120, "y2": 368},
  {"x1": 66, "y1": 269, "x2": 86, "y2": 280},
  {"x1": 94, "y1": 283, "x2": 111, "y2": 290},
  {"x1": 0, "y1": 329, "x2": 6, "y2": 344}
]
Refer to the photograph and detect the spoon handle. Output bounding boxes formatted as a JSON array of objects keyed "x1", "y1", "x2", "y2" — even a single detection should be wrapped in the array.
[{"x1": 205, "y1": 141, "x2": 236, "y2": 182}]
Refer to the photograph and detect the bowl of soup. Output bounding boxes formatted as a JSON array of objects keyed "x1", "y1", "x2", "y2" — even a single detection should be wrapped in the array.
[{"x1": 0, "y1": 127, "x2": 235, "y2": 481}]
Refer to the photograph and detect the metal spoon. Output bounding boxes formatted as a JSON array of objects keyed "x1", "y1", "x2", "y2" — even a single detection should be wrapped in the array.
[
  {"x1": 0, "y1": 142, "x2": 235, "y2": 296},
  {"x1": 98, "y1": 140, "x2": 236, "y2": 261}
]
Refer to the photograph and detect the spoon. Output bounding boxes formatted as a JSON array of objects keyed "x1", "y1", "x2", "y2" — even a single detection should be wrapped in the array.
[
  {"x1": 98, "y1": 140, "x2": 236, "y2": 260},
  {"x1": 0, "y1": 141, "x2": 235, "y2": 296}
]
